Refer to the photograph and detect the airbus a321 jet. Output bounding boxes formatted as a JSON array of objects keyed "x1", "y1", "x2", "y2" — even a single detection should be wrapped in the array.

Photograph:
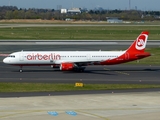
[{"x1": 3, "y1": 31, "x2": 151, "y2": 72}]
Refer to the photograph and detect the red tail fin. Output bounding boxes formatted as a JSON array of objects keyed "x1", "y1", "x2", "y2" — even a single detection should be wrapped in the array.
[{"x1": 127, "y1": 31, "x2": 149, "y2": 53}]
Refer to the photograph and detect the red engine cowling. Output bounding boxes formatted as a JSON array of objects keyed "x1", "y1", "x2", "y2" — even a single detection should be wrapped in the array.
[{"x1": 60, "y1": 63, "x2": 74, "y2": 71}]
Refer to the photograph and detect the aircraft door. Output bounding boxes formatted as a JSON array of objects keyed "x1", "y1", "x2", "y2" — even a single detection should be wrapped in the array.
[
  {"x1": 19, "y1": 52, "x2": 24, "y2": 61},
  {"x1": 125, "y1": 52, "x2": 129, "y2": 60},
  {"x1": 87, "y1": 54, "x2": 91, "y2": 60}
]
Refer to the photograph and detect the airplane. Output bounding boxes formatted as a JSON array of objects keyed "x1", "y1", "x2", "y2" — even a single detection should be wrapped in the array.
[{"x1": 3, "y1": 31, "x2": 151, "y2": 72}]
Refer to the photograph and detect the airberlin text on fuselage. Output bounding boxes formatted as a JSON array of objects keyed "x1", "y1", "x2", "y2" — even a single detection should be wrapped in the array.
[{"x1": 27, "y1": 53, "x2": 61, "y2": 60}]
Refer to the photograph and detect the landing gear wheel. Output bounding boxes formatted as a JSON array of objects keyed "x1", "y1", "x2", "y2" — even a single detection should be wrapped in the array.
[{"x1": 79, "y1": 69, "x2": 84, "y2": 72}]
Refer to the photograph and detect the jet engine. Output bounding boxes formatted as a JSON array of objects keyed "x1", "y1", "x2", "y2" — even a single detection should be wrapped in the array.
[{"x1": 60, "y1": 63, "x2": 75, "y2": 71}]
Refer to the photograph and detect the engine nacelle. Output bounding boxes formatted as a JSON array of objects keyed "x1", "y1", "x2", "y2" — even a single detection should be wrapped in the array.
[{"x1": 60, "y1": 63, "x2": 74, "y2": 71}]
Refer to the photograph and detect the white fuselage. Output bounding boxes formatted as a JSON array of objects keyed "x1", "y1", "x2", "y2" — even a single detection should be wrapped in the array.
[{"x1": 3, "y1": 51, "x2": 126, "y2": 65}]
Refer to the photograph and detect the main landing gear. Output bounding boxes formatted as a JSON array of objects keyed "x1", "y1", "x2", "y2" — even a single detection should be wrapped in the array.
[{"x1": 75, "y1": 67, "x2": 86, "y2": 72}]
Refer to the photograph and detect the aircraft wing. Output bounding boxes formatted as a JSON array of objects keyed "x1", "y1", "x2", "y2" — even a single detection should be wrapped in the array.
[{"x1": 57, "y1": 59, "x2": 103, "y2": 66}]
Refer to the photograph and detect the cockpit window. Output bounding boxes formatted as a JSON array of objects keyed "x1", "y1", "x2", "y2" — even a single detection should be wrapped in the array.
[{"x1": 7, "y1": 55, "x2": 15, "y2": 58}]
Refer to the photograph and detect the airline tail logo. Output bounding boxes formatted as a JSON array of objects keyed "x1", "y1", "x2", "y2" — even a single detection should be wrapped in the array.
[
  {"x1": 135, "y1": 34, "x2": 148, "y2": 50},
  {"x1": 137, "y1": 39, "x2": 145, "y2": 47}
]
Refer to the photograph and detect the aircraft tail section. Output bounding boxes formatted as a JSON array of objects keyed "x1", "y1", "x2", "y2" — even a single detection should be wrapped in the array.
[
  {"x1": 126, "y1": 31, "x2": 151, "y2": 59},
  {"x1": 126, "y1": 31, "x2": 149, "y2": 53}
]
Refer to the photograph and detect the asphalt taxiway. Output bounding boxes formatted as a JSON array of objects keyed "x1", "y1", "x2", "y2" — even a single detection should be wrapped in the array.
[{"x1": 0, "y1": 63, "x2": 160, "y2": 85}]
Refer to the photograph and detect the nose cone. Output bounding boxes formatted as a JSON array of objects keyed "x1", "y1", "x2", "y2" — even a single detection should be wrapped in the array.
[{"x1": 3, "y1": 58, "x2": 9, "y2": 64}]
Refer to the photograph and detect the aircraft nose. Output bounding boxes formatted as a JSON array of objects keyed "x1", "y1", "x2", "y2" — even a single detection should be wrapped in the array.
[{"x1": 3, "y1": 58, "x2": 9, "y2": 64}]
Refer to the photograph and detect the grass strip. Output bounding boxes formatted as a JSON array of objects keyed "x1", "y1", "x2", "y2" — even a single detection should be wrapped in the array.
[
  {"x1": 0, "y1": 83, "x2": 160, "y2": 92},
  {"x1": 0, "y1": 26, "x2": 160, "y2": 40}
]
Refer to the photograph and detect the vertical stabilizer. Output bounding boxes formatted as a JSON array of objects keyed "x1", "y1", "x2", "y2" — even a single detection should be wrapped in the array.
[{"x1": 126, "y1": 31, "x2": 149, "y2": 53}]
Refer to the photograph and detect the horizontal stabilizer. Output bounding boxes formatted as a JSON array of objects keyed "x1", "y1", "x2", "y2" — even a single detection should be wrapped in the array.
[{"x1": 135, "y1": 52, "x2": 151, "y2": 58}]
